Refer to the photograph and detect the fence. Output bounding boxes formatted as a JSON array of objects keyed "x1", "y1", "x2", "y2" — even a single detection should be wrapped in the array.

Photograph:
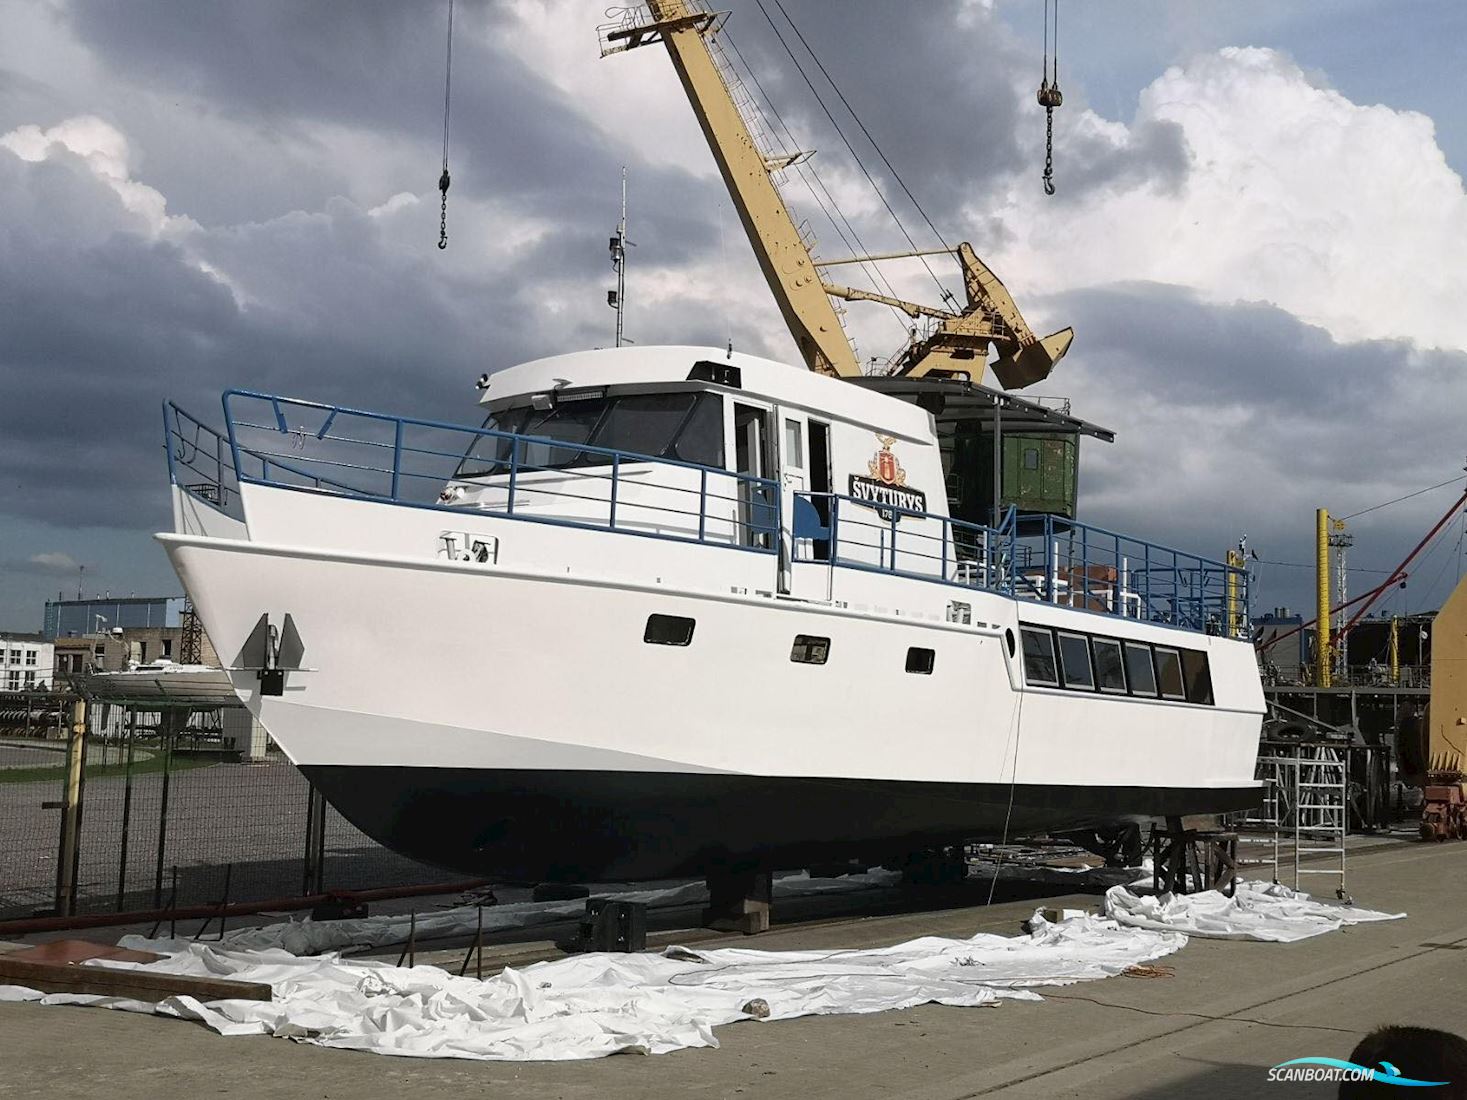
[{"x1": 0, "y1": 691, "x2": 451, "y2": 921}]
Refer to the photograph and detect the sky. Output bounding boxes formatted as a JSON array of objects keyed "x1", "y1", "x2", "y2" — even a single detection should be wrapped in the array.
[{"x1": 1, "y1": 0, "x2": 1465, "y2": 639}]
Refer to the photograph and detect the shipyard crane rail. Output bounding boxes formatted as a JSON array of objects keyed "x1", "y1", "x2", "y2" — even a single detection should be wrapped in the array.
[{"x1": 599, "y1": 1, "x2": 1073, "y2": 388}]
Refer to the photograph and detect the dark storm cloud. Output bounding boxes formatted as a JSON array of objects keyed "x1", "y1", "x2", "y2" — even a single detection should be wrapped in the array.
[
  {"x1": 731, "y1": 0, "x2": 1187, "y2": 233},
  {"x1": 1042, "y1": 282, "x2": 1467, "y2": 611},
  {"x1": 57, "y1": 0, "x2": 724, "y2": 260}
]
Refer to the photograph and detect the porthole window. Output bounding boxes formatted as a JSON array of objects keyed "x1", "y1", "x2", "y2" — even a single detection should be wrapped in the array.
[
  {"x1": 1092, "y1": 637, "x2": 1127, "y2": 694},
  {"x1": 1182, "y1": 649, "x2": 1214, "y2": 705},
  {"x1": 1057, "y1": 632, "x2": 1095, "y2": 690},
  {"x1": 1020, "y1": 627, "x2": 1058, "y2": 686},
  {"x1": 1123, "y1": 642, "x2": 1157, "y2": 697},
  {"x1": 791, "y1": 635, "x2": 830, "y2": 665},
  {"x1": 644, "y1": 614, "x2": 695, "y2": 646},
  {"x1": 905, "y1": 647, "x2": 935, "y2": 674},
  {"x1": 1005, "y1": 628, "x2": 1016, "y2": 658},
  {"x1": 1154, "y1": 646, "x2": 1186, "y2": 700}
]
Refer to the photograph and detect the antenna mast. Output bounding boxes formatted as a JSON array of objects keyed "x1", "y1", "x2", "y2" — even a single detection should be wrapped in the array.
[{"x1": 609, "y1": 166, "x2": 630, "y2": 347}]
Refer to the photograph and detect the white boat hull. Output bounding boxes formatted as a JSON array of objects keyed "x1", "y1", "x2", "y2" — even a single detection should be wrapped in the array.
[{"x1": 162, "y1": 531, "x2": 1263, "y2": 880}]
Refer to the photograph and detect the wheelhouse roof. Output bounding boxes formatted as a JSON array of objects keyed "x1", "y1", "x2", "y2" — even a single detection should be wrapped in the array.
[
  {"x1": 479, "y1": 346, "x2": 937, "y2": 442},
  {"x1": 853, "y1": 376, "x2": 1115, "y2": 443}
]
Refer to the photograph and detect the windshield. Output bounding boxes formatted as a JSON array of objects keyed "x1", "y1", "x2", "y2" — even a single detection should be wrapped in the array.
[{"x1": 455, "y1": 391, "x2": 724, "y2": 478}]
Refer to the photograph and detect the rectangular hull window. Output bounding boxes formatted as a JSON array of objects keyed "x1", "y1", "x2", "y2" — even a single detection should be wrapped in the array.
[
  {"x1": 1057, "y1": 632, "x2": 1095, "y2": 690},
  {"x1": 644, "y1": 614, "x2": 695, "y2": 646},
  {"x1": 1123, "y1": 642, "x2": 1157, "y2": 697},
  {"x1": 1154, "y1": 647, "x2": 1186, "y2": 700},
  {"x1": 1092, "y1": 638, "x2": 1127, "y2": 693},
  {"x1": 1020, "y1": 627, "x2": 1058, "y2": 686},
  {"x1": 791, "y1": 635, "x2": 830, "y2": 665},
  {"x1": 1182, "y1": 649, "x2": 1214, "y2": 704},
  {"x1": 905, "y1": 647, "x2": 935, "y2": 674}
]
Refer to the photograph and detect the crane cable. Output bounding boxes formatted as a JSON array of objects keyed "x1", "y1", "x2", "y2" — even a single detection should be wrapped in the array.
[
  {"x1": 437, "y1": 0, "x2": 455, "y2": 249},
  {"x1": 1038, "y1": 0, "x2": 1062, "y2": 196},
  {"x1": 755, "y1": 0, "x2": 953, "y2": 305}
]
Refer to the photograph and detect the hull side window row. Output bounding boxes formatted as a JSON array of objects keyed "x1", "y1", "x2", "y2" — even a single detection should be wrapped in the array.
[{"x1": 1021, "y1": 624, "x2": 1213, "y2": 705}]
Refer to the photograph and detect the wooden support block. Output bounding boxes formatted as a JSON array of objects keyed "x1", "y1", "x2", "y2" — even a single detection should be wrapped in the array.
[
  {"x1": 0, "y1": 956, "x2": 271, "y2": 1002},
  {"x1": 704, "y1": 869, "x2": 772, "y2": 934}
]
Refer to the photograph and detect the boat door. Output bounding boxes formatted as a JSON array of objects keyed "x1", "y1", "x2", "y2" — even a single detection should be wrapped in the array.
[
  {"x1": 732, "y1": 402, "x2": 775, "y2": 551},
  {"x1": 777, "y1": 410, "x2": 810, "y2": 589}
]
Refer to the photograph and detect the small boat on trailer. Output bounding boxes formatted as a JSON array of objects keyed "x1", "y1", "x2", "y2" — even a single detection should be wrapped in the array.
[{"x1": 159, "y1": 344, "x2": 1264, "y2": 886}]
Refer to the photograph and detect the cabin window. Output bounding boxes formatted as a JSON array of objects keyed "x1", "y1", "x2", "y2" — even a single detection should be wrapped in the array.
[
  {"x1": 1182, "y1": 649, "x2": 1214, "y2": 704},
  {"x1": 1154, "y1": 647, "x2": 1186, "y2": 700},
  {"x1": 1092, "y1": 638, "x2": 1127, "y2": 694},
  {"x1": 791, "y1": 635, "x2": 830, "y2": 665},
  {"x1": 670, "y1": 393, "x2": 725, "y2": 466},
  {"x1": 783, "y1": 420, "x2": 803, "y2": 467},
  {"x1": 1023, "y1": 447, "x2": 1040, "y2": 471},
  {"x1": 905, "y1": 647, "x2": 935, "y2": 674},
  {"x1": 644, "y1": 614, "x2": 695, "y2": 647},
  {"x1": 1020, "y1": 627, "x2": 1058, "y2": 686},
  {"x1": 1123, "y1": 642, "x2": 1158, "y2": 697},
  {"x1": 457, "y1": 392, "x2": 725, "y2": 477},
  {"x1": 1057, "y1": 632, "x2": 1095, "y2": 690}
]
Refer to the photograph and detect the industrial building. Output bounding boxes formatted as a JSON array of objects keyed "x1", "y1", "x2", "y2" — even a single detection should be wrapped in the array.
[{"x1": 0, "y1": 632, "x2": 54, "y2": 692}]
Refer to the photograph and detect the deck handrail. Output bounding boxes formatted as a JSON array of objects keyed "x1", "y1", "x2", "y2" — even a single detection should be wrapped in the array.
[{"x1": 216, "y1": 390, "x2": 781, "y2": 552}]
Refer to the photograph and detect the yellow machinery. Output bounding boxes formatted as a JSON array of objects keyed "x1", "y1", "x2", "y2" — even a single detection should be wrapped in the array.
[
  {"x1": 1417, "y1": 573, "x2": 1467, "y2": 840},
  {"x1": 599, "y1": 1, "x2": 1073, "y2": 387}
]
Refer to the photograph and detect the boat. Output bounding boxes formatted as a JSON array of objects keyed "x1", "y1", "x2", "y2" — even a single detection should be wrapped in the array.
[
  {"x1": 155, "y1": 2, "x2": 1263, "y2": 885},
  {"x1": 158, "y1": 346, "x2": 1262, "y2": 882},
  {"x1": 84, "y1": 659, "x2": 236, "y2": 704}
]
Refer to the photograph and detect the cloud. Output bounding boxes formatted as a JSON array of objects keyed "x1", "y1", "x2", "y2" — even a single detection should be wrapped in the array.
[
  {"x1": 981, "y1": 47, "x2": 1467, "y2": 352},
  {"x1": 12, "y1": 552, "x2": 83, "y2": 577}
]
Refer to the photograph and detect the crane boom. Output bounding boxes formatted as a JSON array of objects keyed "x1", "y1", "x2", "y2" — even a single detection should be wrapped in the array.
[
  {"x1": 603, "y1": 1, "x2": 858, "y2": 377},
  {"x1": 599, "y1": 1, "x2": 1071, "y2": 388}
]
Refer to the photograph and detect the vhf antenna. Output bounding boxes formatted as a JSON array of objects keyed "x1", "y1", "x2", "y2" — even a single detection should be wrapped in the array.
[{"x1": 608, "y1": 166, "x2": 633, "y2": 346}]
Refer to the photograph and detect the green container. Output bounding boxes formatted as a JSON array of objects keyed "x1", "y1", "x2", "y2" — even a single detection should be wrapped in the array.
[{"x1": 947, "y1": 426, "x2": 1078, "y2": 522}]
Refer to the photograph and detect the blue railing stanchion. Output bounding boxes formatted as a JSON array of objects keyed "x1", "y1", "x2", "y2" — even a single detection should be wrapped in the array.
[
  {"x1": 609, "y1": 454, "x2": 620, "y2": 530},
  {"x1": 390, "y1": 419, "x2": 403, "y2": 501},
  {"x1": 698, "y1": 468, "x2": 707, "y2": 541},
  {"x1": 506, "y1": 439, "x2": 519, "y2": 515}
]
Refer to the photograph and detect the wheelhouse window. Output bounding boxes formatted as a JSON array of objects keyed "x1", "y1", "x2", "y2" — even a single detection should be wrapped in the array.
[
  {"x1": 791, "y1": 635, "x2": 830, "y2": 665},
  {"x1": 905, "y1": 647, "x2": 935, "y2": 675},
  {"x1": 1154, "y1": 647, "x2": 1186, "y2": 700},
  {"x1": 1123, "y1": 642, "x2": 1157, "y2": 697},
  {"x1": 1057, "y1": 632, "x2": 1095, "y2": 690},
  {"x1": 456, "y1": 391, "x2": 725, "y2": 478},
  {"x1": 1020, "y1": 627, "x2": 1058, "y2": 686},
  {"x1": 1182, "y1": 649, "x2": 1214, "y2": 705},
  {"x1": 1092, "y1": 638, "x2": 1127, "y2": 694},
  {"x1": 643, "y1": 614, "x2": 695, "y2": 647}
]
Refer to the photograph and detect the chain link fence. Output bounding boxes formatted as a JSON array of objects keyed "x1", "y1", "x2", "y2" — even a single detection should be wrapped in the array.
[{"x1": 0, "y1": 692, "x2": 449, "y2": 921}]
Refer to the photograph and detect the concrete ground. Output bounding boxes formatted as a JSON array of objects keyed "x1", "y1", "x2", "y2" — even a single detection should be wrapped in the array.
[{"x1": 1, "y1": 839, "x2": 1464, "y2": 1100}]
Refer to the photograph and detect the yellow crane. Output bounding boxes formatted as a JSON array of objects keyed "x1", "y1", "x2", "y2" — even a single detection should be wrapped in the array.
[{"x1": 599, "y1": 1, "x2": 1073, "y2": 387}]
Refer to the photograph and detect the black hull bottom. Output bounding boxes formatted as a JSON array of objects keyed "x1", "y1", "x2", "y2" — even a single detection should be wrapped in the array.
[{"x1": 301, "y1": 766, "x2": 1261, "y2": 883}]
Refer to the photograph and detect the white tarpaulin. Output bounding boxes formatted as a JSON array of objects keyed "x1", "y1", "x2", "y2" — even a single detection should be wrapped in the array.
[
  {"x1": 113, "y1": 869, "x2": 902, "y2": 957},
  {"x1": 1104, "y1": 881, "x2": 1405, "y2": 942},
  {"x1": 0, "y1": 912, "x2": 1185, "y2": 1061}
]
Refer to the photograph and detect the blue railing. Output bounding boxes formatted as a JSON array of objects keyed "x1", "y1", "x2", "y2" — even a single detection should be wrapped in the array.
[
  {"x1": 792, "y1": 492, "x2": 1012, "y2": 592},
  {"x1": 215, "y1": 391, "x2": 780, "y2": 552},
  {"x1": 164, "y1": 401, "x2": 243, "y2": 520},
  {"x1": 792, "y1": 491, "x2": 1248, "y2": 638},
  {"x1": 1012, "y1": 513, "x2": 1247, "y2": 636}
]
